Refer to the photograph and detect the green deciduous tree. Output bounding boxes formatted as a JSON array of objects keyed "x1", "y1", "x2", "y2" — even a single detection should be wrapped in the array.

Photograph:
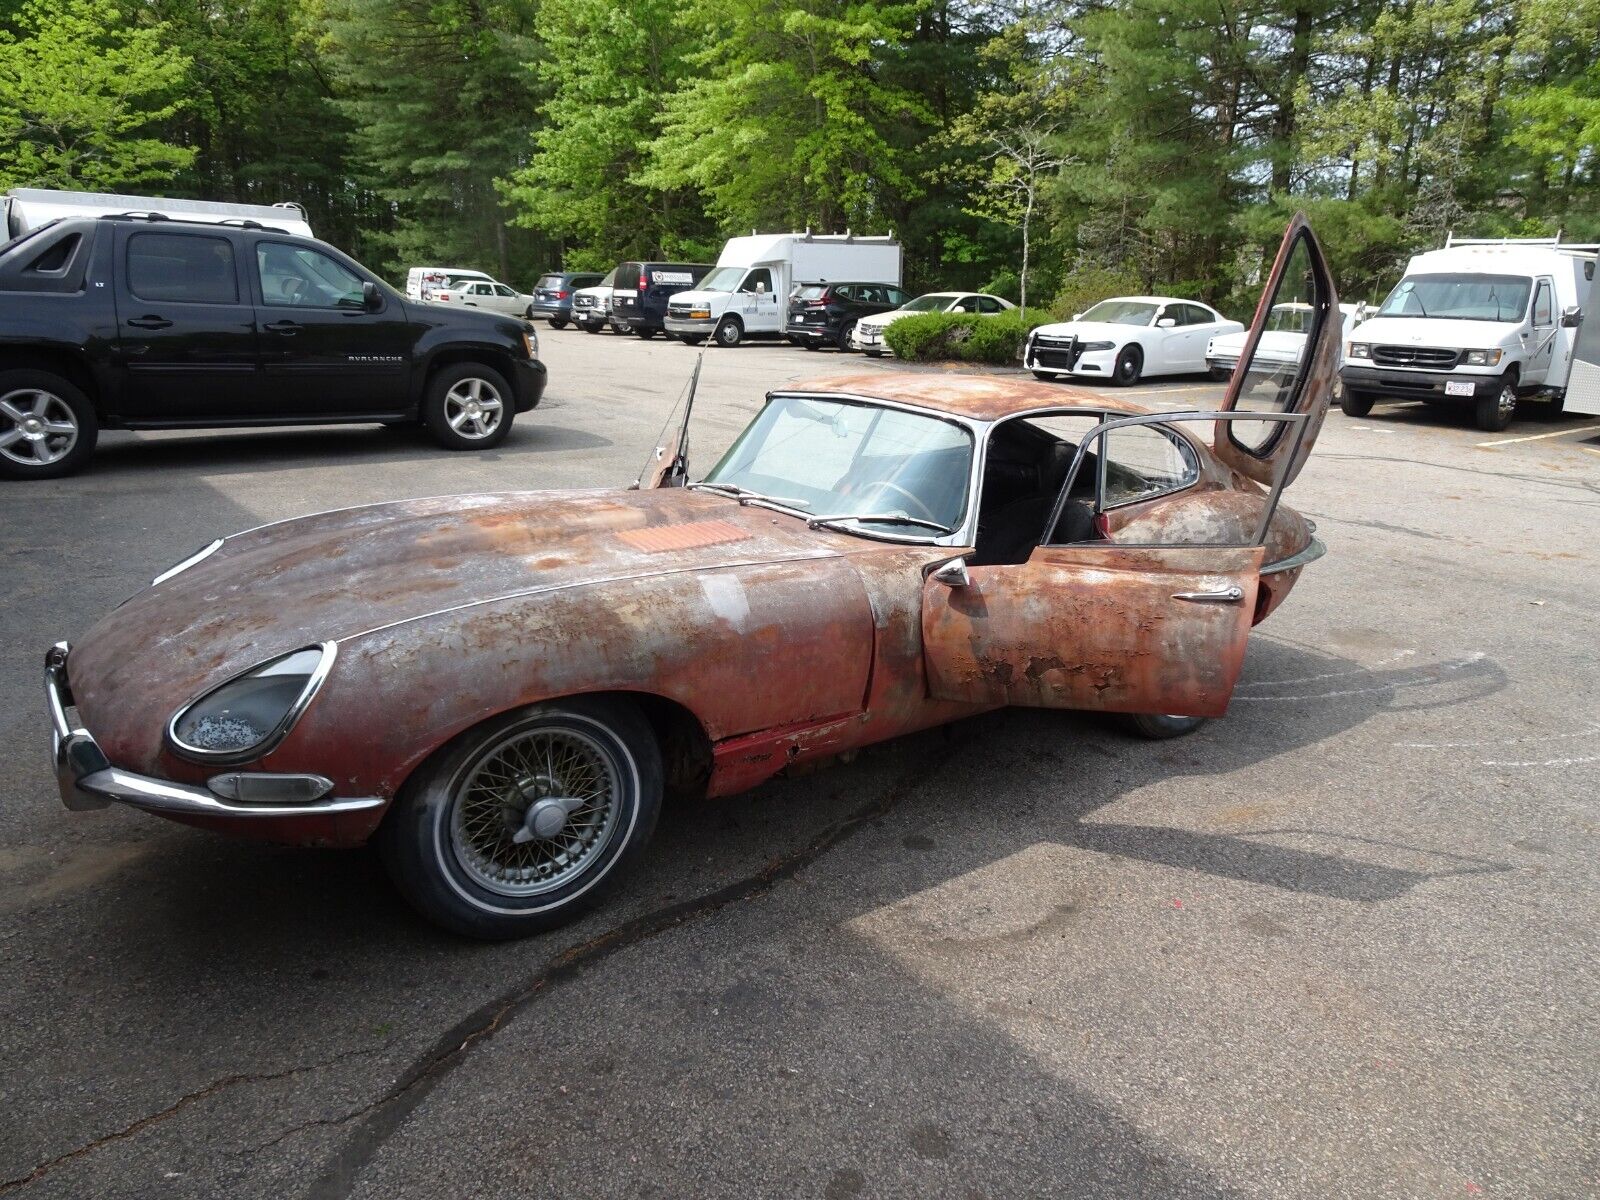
[
  {"x1": 0, "y1": 0, "x2": 194, "y2": 191},
  {"x1": 499, "y1": 0, "x2": 715, "y2": 265}
]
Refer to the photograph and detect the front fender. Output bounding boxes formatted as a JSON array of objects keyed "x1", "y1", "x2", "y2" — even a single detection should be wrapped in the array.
[{"x1": 263, "y1": 559, "x2": 877, "y2": 800}]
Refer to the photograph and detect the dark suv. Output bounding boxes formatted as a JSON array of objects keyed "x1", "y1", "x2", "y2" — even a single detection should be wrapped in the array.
[
  {"x1": 612, "y1": 262, "x2": 711, "y2": 338},
  {"x1": 786, "y1": 282, "x2": 911, "y2": 350},
  {"x1": 529, "y1": 271, "x2": 603, "y2": 328},
  {"x1": 0, "y1": 213, "x2": 546, "y2": 479}
]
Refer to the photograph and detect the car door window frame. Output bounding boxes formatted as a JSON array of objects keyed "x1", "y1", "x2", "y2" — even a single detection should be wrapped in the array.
[
  {"x1": 1045, "y1": 409, "x2": 1308, "y2": 549},
  {"x1": 1532, "y1": 279, "x2": 1553, "y2": 327},
  {"x1": 125, "y1": 230, "x2": 244, "y2": 306},
  {"x1": 255, "y1": 240, "x2": 376, "y2": 312}
]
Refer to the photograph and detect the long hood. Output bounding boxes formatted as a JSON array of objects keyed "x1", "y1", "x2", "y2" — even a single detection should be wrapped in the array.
[
  {"x1": 69, "y1": 489, "x2": 843, "y2": 747},
  {"x1": 1352, "y1": 315, "x2": 1520, "y2": 349},
  {"x1": 669, "y1": 288, "x2": 726, "y2": 307}
]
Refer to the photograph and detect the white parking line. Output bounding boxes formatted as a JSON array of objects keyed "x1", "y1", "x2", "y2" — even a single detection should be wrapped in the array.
[{"x1": 1476, "y1": 427, "x2": 1589, "y2": 448}]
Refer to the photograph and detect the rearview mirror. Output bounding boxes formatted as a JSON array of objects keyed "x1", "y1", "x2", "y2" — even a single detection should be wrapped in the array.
[
  {"x1": 362, "y1": 281, "x2": 382, "y2": 312},
  {"x1": 1562, "y1": 305, "x2": 1582, "y2": 328}
]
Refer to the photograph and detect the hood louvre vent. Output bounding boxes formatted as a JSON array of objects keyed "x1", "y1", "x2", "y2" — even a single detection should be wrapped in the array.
[{"x1": 616, "y1": 519, "x2": 753, "y2": 552}]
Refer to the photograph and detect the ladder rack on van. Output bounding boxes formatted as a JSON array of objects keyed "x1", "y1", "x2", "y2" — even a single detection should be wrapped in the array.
[{"x1": 1444, "y1": 231, "x2": 1600, "y2": 255}]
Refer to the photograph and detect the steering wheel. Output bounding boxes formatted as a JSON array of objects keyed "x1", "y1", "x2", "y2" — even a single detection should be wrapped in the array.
[{"x1": 860, "y1": 480, "x2": 939, "y2": 523}]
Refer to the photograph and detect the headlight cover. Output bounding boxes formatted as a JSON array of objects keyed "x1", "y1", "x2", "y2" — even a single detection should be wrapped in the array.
[
  {"x1": 522, "y1": 328, "x2": 539, "y2": 358},
  {"x1": 1464, "y1": 348, "x2": 1503, "y2": 366},
  {"x1": 168, "y1": 644, "x2": 336, "y2": 762},
  {"x1": 1347, "y1": 342, "x2": 1371, "y2": 358},
  {"x1": 1081, "y1": 340, "x2": 1115, "y2": 351}
]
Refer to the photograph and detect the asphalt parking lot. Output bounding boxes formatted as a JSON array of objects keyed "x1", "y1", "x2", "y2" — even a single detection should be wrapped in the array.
[{"x1": 3, "y1": 326, "x2": 1598, "y2": 1199}]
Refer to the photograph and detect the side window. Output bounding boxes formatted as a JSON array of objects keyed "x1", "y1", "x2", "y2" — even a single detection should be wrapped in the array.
[
  {"x1": 1532, "y1": 281, "x2": 1553, "y2": 326},
  {"x1": 495, "y1": 284, "x2": 515, "y2": 297},
  {"x1": 977, "y1": 296, "x2": 1003, "y2": 314},
  {"x1": 952, "y1": 296, "x2": 980, "y2": 313},
  {"x1": 257, "y1": 243, "x2": 366, "y2": 309},
  {"x1": 127, "y1": 233, "x2": 239, "y2": 304},
  {"x1": 1100, "y1": 425, "x2": 1200, "y2": 508},
  {"x1": 1179, "y1": 304, "x2": 1209, "y2": 326},
  {"x1": 741, "y1": 268, "x2": 773, "y2": 294},
  {"x1": 886, "y1": 288, "x2": 909, "y2": 307}
]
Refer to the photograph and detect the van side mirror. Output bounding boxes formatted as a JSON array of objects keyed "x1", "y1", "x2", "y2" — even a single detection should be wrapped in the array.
[
  {"x1": 1562, "y1": 305, "x2": 1582, "y2": 328},
  {"x1": 363, "y1": 281, "x2": 382, "y2": 312}
]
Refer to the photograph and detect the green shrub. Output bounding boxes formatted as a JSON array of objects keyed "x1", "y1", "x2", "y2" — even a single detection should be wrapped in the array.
[
  {"x1": 882, "y1": 310, "x2": 1049, "y2": 366},
  {"x1": 1049, "y1": 266, "x2": 1143, "y2": 321}
]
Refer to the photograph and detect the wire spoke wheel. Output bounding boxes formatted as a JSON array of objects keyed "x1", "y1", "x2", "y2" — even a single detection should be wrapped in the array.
[
  {"x1": 449, "y1": 724, "x2": 622, "y2": 897},
  {"x1": 442, "y1": 378, "x2": 505, "y2": 440},
  {"x1": 0, "y1": 388, "x2": 78, "y2": 467}
]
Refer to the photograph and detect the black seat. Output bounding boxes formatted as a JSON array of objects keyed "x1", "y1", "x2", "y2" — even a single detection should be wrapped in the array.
[{"x1": 972, "y1": 442, "x2": 1096, "y2": 565}]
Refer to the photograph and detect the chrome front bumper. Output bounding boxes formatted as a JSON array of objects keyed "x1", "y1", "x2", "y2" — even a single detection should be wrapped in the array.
[{"x1": 46, "y1": 642, "x2": 385, "y2": 819}]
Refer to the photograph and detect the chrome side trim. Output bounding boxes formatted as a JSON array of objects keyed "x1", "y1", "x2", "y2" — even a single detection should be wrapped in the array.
[
  {"x1": 151, "y1": 538, "x2": 224, "y2": 586},
  {"x1": 166, "y1": 641, "x2": 338, "y2": 765},
  {"x1": 1260, "y1": 536, "x2": 1327, "y2": 575}
]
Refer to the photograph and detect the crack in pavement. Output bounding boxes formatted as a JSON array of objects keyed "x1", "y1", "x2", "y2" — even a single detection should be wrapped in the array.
[
  {"x1": 304, "y1": 728, "x2": 976, "y2": 1199},
  {"x1": 0, "y1": 1042, "x2": 394, "y2": 1194}
]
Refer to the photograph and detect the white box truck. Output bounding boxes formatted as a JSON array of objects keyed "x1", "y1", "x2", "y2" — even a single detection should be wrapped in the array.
[
  {"x1": 664, "y1": 231, "x2": 901, "y2": 347},
  {"x1": 1339, "y1": 234, "x2": 1598, "y2": 431},
  {"x1": 2, "y1": 187, "x2": 312, "y2": 241}
]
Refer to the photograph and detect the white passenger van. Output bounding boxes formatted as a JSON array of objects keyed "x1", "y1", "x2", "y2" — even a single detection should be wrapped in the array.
[
  {"x1": 664, "y1": 231, "x2": 901, "y2": 347},
  {"x1": 2, "y1": 187, "x2": 312, "y2": 240},
  {"x1": 1339, "y1": 235, "x2": 1598, "y2": 431}
]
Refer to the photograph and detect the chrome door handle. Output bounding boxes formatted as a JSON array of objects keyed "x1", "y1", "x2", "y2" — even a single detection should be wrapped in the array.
[{"x1": 1173, "y1": 586, "x2": 1244, "y2": 604}]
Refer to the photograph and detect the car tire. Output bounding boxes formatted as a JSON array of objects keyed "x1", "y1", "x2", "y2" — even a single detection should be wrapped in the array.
[
  {"x1": 635, "y1": 328, "x2": 657, "y2": 340},
  {"x1": 680, "y1": 336, "x2": 706, "y2": 347},
  {"x1": 836, "y1": 321, "x2": 857, "y2": 351},
  {"x1": 524, "y1": 306, "x2": 535, "y2": 321},
  {"x1": 582, "y1": 323, "x2": 601, "y2": 334},
  {"x1": 1339, "y1": 388, "x2": 1376, "y2": 417},
  {"x1": 1475, "y1": 373, "x2": 1518, "y2": 433},
  {"x1": 0, "y1": 369, "x2": 99, "y2": 480},
  {"x1": 1119, "y1": 713, "x2": 1208, "y2": 740},
  {"x1": 1031, "y1": 370, "x2": 1058, "y2": 382},
  {"x1": 714, "y1": 317, "x2": 743, "y2": 348},
  {"x1": 1209, "y1": 366, "x2": 1232, "y2": 382},
  {"x1": 1112, "y1": 345, "x2": 1143, "y2": 386},
  {"x1": 802, "y1": 340, "x2": 820, "y2": 351},
  {"x1": 422, "y1": 363, "x2": 515, "y2": 451},
  {"x1": 549, "y1": 318, "x2": 568, "y2": 330},
  {"x1": 379, "y1": 696, "x2": 663, "y2": 939},
  {"x1": 863, "y1": 348, "x2": 883, "y2": 359}
]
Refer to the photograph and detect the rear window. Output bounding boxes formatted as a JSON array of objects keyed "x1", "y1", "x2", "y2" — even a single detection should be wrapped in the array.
[
  {"x1": 614, "y1": 263, "x2": 641, "y2": 290},
  {"x1": 796, "y1": 285, "x2": 828, "y2": 300},
  {"x1": 127, "y1": 232, "x2": 239, "y2": 304},
  {"x1": 536, "y1": 274, "x2": 563, "y2": 290}
]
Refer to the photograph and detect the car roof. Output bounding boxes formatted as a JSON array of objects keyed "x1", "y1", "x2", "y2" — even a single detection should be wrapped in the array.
[
  {"x1": 1092, "y1": 295, "x2": 1211, "y2": 307},
  {"x1": 778, "y1": 374, "x2": 1153, "y2": 422}
]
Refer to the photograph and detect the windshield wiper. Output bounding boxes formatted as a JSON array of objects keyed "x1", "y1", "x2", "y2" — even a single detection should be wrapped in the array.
[
  {"x1": 807, "y1": 513, "x2": 953, "y2": 535},
  {"x1": 687, "y1": 482, "x2": 811, "y2": 511}
]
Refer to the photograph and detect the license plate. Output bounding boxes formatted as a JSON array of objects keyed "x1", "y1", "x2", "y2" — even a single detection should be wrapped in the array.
[{"x1": 1444, "y1": 380, "x2": 1475, "y2": 396}]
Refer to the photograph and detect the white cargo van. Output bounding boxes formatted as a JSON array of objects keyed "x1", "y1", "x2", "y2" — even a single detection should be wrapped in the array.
[
  {"x1": 664, "y1": 232, "x2": 901, "y2": 347},
  {"x1": 2, "y1": 187, "x2": 312, "y2": 240},
  {"x1": 1339, "y1": 235, "x2": 1598, "y2": 431}
]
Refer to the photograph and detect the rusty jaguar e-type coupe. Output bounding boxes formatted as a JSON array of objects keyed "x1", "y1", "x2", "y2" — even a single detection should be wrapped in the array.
[{"x1": 47, "y1": 219, "x2": 1337, "y2": 938}]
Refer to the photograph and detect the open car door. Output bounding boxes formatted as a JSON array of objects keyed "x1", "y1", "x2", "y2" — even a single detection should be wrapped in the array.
[
  {"x1": 921, "y1": 215, "x2": 1338, "y2": 718},
  {"x1": 1213, "y1": 213, "x2": 1341, "y2": 486}
]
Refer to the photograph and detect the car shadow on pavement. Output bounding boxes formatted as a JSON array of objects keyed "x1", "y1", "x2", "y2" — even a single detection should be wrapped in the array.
[{"x1": 83, "y1": 421, "x2": 611, "y2": 478}]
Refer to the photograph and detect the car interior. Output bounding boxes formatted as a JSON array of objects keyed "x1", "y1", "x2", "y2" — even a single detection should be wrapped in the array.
[{"x1": 970, "y1": 416, "x2": 1104, "y2": 565}]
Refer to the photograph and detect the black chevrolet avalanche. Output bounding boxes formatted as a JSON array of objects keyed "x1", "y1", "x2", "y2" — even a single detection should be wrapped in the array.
[{"x1": 0, "y1": 214, "x2": 547, "y2": 479}]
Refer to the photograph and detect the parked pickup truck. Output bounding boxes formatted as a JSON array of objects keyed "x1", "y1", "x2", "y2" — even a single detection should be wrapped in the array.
[{"x1": 0, "y1": 212, "x2": 546, "y2": 479}]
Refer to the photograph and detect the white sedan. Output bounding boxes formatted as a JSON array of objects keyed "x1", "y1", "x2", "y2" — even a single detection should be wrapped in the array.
[
  {"x1": 1025, "y1": 297, "x2": 1242, "y2": 385},
  {"x1": 852, "y1": 291, "x2": 1015, "y2": 356},
  {"x1": 1205, "y1": 302, "x2": 1368, "y2": 380},
  {"x1": 447, "y1": 278, "x2": 535, "y2": 319}
]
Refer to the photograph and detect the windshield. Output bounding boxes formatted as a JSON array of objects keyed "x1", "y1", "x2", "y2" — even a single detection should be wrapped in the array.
[
  {"x1": 598, "y1": 268, "x2": 616, "y2": 287},
  {"x1": 1265, "y1": 303, "x2": 1313, "y2": 333},
  {"x1": 902, "y1": 294, "x2": 953, "y2": 312},
  {"x1": 701, "y1": 397, "x2": 973, "y2": 535},
  {"x1": 1080, "y1": 300, "x2": 1158, "y2": 325},
  {"x1": 1378, "y1": 273, "x2": 1531, "y2": 322},
  {"x1": 697, "y1": 265, "x2": 746, "y2": 292}
]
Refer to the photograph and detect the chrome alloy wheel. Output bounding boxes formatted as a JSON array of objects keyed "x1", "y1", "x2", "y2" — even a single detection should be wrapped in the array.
[
  {"x1": 1496, "y1": 382, "x2": 1517, "y2": 421},
  {"x1": 449, "y1": 725, "x2": 622, "y2": 897},
  {"x1": 442, "y1": 377, "x2": 505, "y2": 440},
  {"x1": 0, "y1": 388, "x2": 78, "y2": 467}
]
